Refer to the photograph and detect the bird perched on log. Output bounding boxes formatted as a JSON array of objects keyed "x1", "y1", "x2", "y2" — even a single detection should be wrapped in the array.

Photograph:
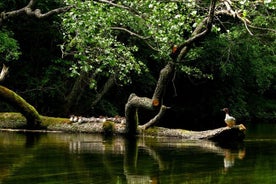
[{"x1": 221, "y1": 108, "x2": 236, "y2": 127}]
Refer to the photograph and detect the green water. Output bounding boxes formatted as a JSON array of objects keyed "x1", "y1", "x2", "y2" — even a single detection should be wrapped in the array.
[{"x1": 0, "y1": 124, "x2": 275, "y2": 184}]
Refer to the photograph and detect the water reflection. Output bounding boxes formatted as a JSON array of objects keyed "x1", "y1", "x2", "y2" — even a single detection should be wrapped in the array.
[
  {"x1": 223, "y1": 148, "x2": 246, "y2": 172},
  {"x1": 0, "y1": 130, "x2": 275, "y2": 184}
]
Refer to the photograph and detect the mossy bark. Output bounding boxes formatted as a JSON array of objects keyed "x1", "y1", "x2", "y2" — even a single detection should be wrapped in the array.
[{"x1": 0, "y1": 85, "x2": 42, "y2": 128}]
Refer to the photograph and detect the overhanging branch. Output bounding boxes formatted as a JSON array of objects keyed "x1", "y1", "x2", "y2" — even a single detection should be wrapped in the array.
[
  {"x1": 175, "y1": 0, "x2": 218, "y2": 62},
  {"x1": 0, "y1": 0, "x2": 73, "y2": 25},
  {"x1": 110, "y1": 27, "x2": 151, "y2": 40}
]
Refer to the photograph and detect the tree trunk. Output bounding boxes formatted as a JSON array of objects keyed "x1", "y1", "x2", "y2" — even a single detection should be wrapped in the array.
[
  {"x1": 145, "y1": 125, "x2": 246, "y2": 142},
  {"x1": 64, "y1": 71, "x2": 88, "y2": 115},
  {"x1": 124, "y1": 0, "x2": 218, "y2": 136},
  {"x1": 125, "y1": 62, "x2": 175, "y2": 135},
  {"x1": 0, "y1": 85, "x2": 42, "y2": 128},
  {"x1": 91, "y1": 75, "x2": 116, "y2": 108}
]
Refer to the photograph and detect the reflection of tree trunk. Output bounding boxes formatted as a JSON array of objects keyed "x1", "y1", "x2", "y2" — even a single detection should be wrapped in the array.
[
  {"x1": 0, "y1": 85, "x2": 41, "y2": 128},
  {"x1": 64, "y1": 72, "x2": 88, "y2": 114},
  {"x1": 124, "y1": 137, "x2": 138, "y2": 173}
]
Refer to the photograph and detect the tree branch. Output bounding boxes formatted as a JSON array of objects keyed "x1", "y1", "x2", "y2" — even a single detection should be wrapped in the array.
[
  {"x1": 91, "y1": 75, "x2": 116, "y2": 108},
  {"x1": 139, "y1": 105, "x2": 169, "y2": 130},
  {"x1": 110, "y1": 27, "x2": 151, "y2": 40},
  {"x1": 97, "y1": 1, "x2": 160, "y2": 51},
  {"x1": 248, "y1": 25, "x2": 276, "y2": 33},
  {"x1": 152, "y1": 62, "x2": 175, "y2": 107},
  {"x1": 0, "y1": 0, "x2": 73, "y2": 25},
  {"x1": 219, "y1": 0, "x2": 253, "y2": 35},
  {"x1": 0, "y1": 64, "x2": 9, "y2": 82},
  {"x1": 175, "y1": 0, "x2": 218, "y2": 62}
]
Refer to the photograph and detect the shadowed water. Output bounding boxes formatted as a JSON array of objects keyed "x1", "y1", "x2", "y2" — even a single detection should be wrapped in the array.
[{"x1": 0, "y1": 124, "x2": 275, "y2": 184}]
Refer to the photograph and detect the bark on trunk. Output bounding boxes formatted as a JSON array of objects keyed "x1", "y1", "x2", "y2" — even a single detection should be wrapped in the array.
[
  {"x1": 152, "y1": 62, "x2": 175, "y2": 107},
  {"x1": 125, "y1": 93, "x2": 152, "y2": 135},
  {"x1": 0, "y1": 86, "x2": 42, "y2": 128},
  {"x1": 145, "y1": 125, "x2": 246, "y2": 142},
  {"x1": 125, "y1": 62, "x2": 174, "y2": 135}
]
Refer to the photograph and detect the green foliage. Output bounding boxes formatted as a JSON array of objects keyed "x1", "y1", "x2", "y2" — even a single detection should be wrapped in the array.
[
  {"x1": 0, "y1": 29, "x2": 21, "y2": 61},
  {"x1": 61, "y1": 0, "x2": 147, "y2": 88},
  {"x1": 1, "y1": 0, "x2": 275, "y2": 126},
  {"x1": 60, "y1": 0, "x2": 209, "y2": 88},
  {"x1": 194, "y1": 22, "x2": 275, "y2": 120}
]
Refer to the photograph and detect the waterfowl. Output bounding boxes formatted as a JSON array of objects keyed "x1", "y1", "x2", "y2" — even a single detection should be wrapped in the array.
[
  {"x1": 221, "y1": 108, "x2": 236, "y2": 127},
  {"x1": 77, "y1": 116, "x2": 84, "y2": 124}
]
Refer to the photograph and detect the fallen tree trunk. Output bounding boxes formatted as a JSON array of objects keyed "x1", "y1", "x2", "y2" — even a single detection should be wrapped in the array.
[
  {"x1": 142, "y1": 125, "x2": 246, "y2": 142},
  {"x1": 125, "y1": 62, "x2": 174, "y2": 136},
  {"x1": 0, "y1": 112, "x2": 245, "y2": 142},
  {"x1": 0, "y1": 87, "x2": 42, "y2": 128}
]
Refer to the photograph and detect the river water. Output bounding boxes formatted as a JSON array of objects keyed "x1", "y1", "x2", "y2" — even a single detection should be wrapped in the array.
[{"x1": 0, "y1": 124, "x2": 275, "y2": 184}]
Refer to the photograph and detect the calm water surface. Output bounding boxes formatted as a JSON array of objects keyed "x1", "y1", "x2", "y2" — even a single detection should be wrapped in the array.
[{"x1": 0, "y1": 124, "x2": 275, "y2": 184}]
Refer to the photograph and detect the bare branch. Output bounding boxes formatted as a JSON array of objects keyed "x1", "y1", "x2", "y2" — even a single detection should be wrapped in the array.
[
  {"x1": 0, "y1": 0, "x2": 73, "y2": 25},
  {"x1": 27, "y1": 6, "x2": 74, "y2": 19},
  {"x1": 139, "y1": 105, "x2": 169, "y2": 130},
  {"x1": 248, "y1": 25, "x2": 276, "y2": 33},
  {"x1": 110, "y1": 27, "x2": 160, "y2": 51},
  {"x1": 175, "y1": 0, "x2": 217, "y2": 62},
  {"x1": 220, "y1": 0, "x2": 253, "y2": 35},
  {"x1": 0, "y1": 64, "x2": 9, "y2": 82},
  {"x1": 110, "y1": 27, "x2": 151, "y2": 40}
]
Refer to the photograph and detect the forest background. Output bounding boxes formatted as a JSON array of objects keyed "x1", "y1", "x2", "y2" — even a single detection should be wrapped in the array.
[{"x1": 0, "y1": 0, "x2": 275, "y2": 130}]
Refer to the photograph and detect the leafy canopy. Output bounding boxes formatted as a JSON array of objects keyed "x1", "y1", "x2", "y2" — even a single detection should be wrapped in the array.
[
  {"x1": 60, "y1": 0, "x2": 275, "y2": 93},
  {"x1": 0, "y1": 29, "x2": 21, "y2": 62},
  {"x1": 60, "y1": 0, "x2": 208, "y2": 87}
]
